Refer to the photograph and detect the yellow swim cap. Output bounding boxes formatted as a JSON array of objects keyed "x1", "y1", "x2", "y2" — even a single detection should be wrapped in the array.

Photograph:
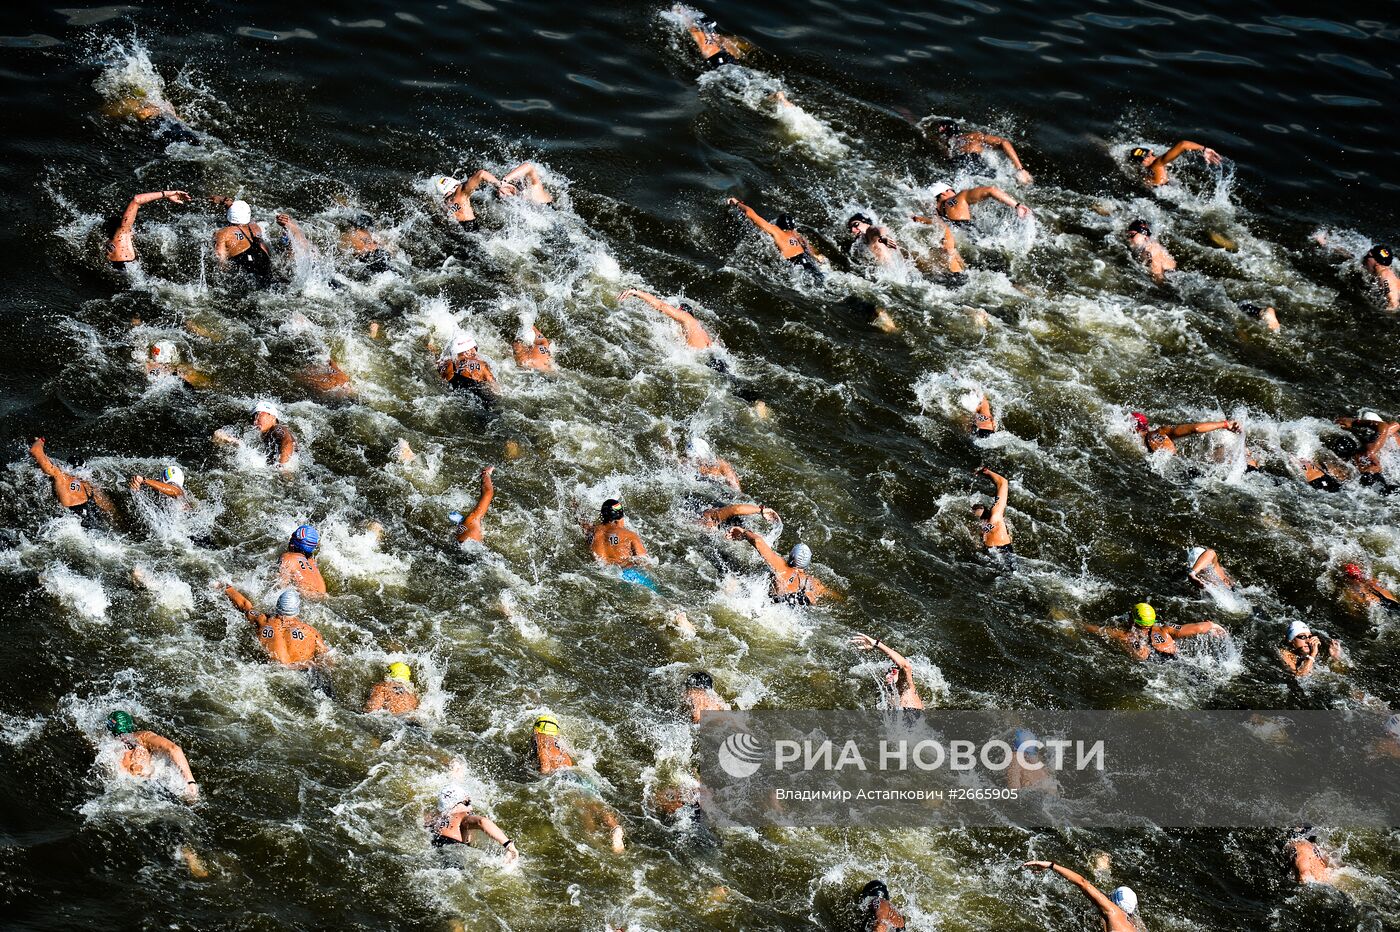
[
  {"x1": 1133, "y1": 602, "x2": 1157, "y2": 626},
  {"x1": 534, "y1": 714, "x2": 559, "y2": 736},
  {"x1": 387, "y1": 662, "x2": 412, "y2": 683}
]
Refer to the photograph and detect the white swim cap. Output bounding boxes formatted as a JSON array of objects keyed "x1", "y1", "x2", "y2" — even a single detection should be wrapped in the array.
[
  {"x1": 150, "y1": 340, "x2": 179, "y2": 362},
  {"x1": 1361, "y1": 411, "x2": 1382, "y2": 422},
  {"x1": 162, "y1": 464, "x2": 185, "y2": 488},
  {"x1": 437, "y1": 784, "x2": 469, "y2": 811},
  {"x1": 433, "y1": 176, "x2": 460, "y2": 197},
  {"x1": 1386, "y1": 714, "x2": 1400, "y2": 738},
  {"x1": 227, "y1": 199, "x2": 252, "y2": 225},
  {"x1": 450, "y1": 332, "x2": 476, "y2": 355},
  {"x1": 687, "y1": 437, "x2": 713, "y2": 460},
  {"x1": 252, "y1": 400, "x2": 281, "y2": 419},
  {"x1": 516, "y1": 311, "x2": 537, "y2": 344},
  {"x1": 1286, "y1": 620, "x2": 1311, "y2": 641},
  {"x1": 1187, "y1": 546, "x2": 1206, "y2": 564},
  {"x1": 1109, "y1": 886, "x2": 1137, "y2": 915},
  {"x1": 929, "y1": 182, "x2": 953, "y2": 199}
]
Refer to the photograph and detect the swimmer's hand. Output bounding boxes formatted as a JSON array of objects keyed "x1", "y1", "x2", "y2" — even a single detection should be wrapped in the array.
[
  {"x1": 184, "y1": 781, "x2": 200, "y2": 802},
  {"x1": 1014, "y1": 203, "x2": 1032, "y2": 220},
  {"x1": 761, "y1": 507, "x2": 780, "y2": 523},
  {"x1": 496, "y1": 181, "x2": 519, "y2": 197},
  {"x1": 617, "y1": 289, "x2": 639, "y2": 303},
  {"x1": 725, "y1": 197, "x2": 740, "y2": 207},
  {"x1": 727, "y1": 526, "x2": 753, "y2": 541},
  {"x1": 212, "y1": 428, "x2": 241, "y2": 445},
  {"x1": 1023, "y1": 860, "x2": 1053, "y2": 872},
  {"x1": 1227, "y1": 420, "x2": 1242, "y2": 433},
  {"x1": 164, "y1": 190, "x2": 192, "y2": 205},
  {"x1": 502, "y1": 840, "x2": 519, "y2": 864},
  {"x1": 209, "y1": 195, "x2": 233, "y2": 208},
  {"x1": 849, "y1": 633, "x2": 878, "y2": 650},
  {"x1": 129, "y1": 475, "x2": 145, "y2": 490},
  {"x1": 274, "y1": 213, "x2": 293, "y2": 227},
  {"x1": 1203, "y1": 147, "x2": 1222, "y2": 166},
  {"x1": 1015, "y1": 169, "x2": 1034, "y2": 186},
  {"x1": 1205, "y1": 621, "x2": 1228, "y2": 637}
]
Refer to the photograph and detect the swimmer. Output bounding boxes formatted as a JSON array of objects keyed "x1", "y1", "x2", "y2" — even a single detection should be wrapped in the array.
[
  {"x1": 1084, "y1": 602, "x2": 1227, "y2": 662},
  {"x1": 727, "y1": 529, "x2": 833, "y2": 605},
  {"x1": 971, "y1": 466, "x2": 1014, "y2": 557},
  {"x1": 1186, "y1": 546, "x2": 1232, "y2": 589},
  {"x1": 279, "y1": 524, "x2": 326, "y2": 597},
  {"x1": 220, "y1": 585, "x2": 330, "y2": 669},
  {"x1": 925, "y1": 181, "x2": 1032, "y2": 223},
  {"x1": 101, "y1": 90, "x2": 199, "y2": 144},
  {"x1": 511, "y1": 314, "x2": 556, "y2": 372},
  {"x1": 684, "y1": 437, "x2": 741, "y2": 491},
  {"x1": 448, "y1": 466, "x2": 495, "y2": 544},
  {"x1": 673, "y1": 7, "x2": 745, "y2": 69},
  {"x1": 858, "y1": 880, "x2": 907, "y2": 932},
  {"x1": 339, "y1": 214, "x2": 393, "y2": 273},
  {"x1": 845, "y1": 214, "x2": 904, "y2": 268},
  {"x1": 849, "y1": 634, "x2": 924, "y2": 711},
  {"x1": 144, "y1": 341, "x2": 209, "y2": 387},
  {"x1": 1238, "y1": 302, "x2": 1281, "y2": 332},
  {"x1": 699, "y1": 502, "x2": 780, "y2": 530},
  {"x1": 971, "y1": 394, "x2": 997, "y2": 438},
  {"x1": 1284, "y1": 826, "x2": 1335, "y2": 885},
  {"x1": 925, "y1": 120, "x2": 1034, "y2": 185},
  {"x1": 1125, "y1": 219, "x2": 1176, "y2": 283},
  {"x1": 27, "y1": 437, "x2": 115, "y2": 525},
  {"x1": 683, "y1": 671, "x2": 732, "y2": 723},
  {"x1": 725, "y1": 198, "x2": 827, "y2": 279},
  {"x1": 1129, "y1": 411, "x2": 1239, "y2": 455},
  {"x1": 616, "y1": 289, "x2": 716, "y2": 350},
  {"x1": 1126, "y1": 139, "x2": 1222, "y2": 187},
  {"x1": 437, "y1": 332, "x2": 499, "y2": 395},
  {"x1": 497, "y1": 163, "x2": 554, "y2": 205},
  {"x1": 1337, "y1": 562, "x2": 1400, "y2": 613},
  {"x1": 293, "y1": 358, "x2": 353, "y2": 399},
  {"x1": 209, "y1": 197, "x2": 311, "y2": 283},
  {"x1": 1023, "y1": 861, "x2": 1138, "y2": 932},
  {"x1": 1006, "y1": 729, "x2": 1058, "y2": 794},
  {"x1": 104, "y1": 189, "x2": 191, "y2": 267},
  {"x1": 103, "y1": 711, "x2": 199, "y2": 802},
  {"x1": 582, "y1": 499, "x2": 648, "y2": 567},
  {"x1": 433, "y1": 171, "x2": 508, "y2": 230},
  {"x1": 908, "y1": 211, "x2": 968, "y2": 277},
  {"x1": 1364, "y1": 244, "x2": 1399, "y2": 311},
  {"x1": 426, "y1": 785, "x2": 518, "y2": 862},
  {"x1": 214, "y1": 401, "x2": 296, "y2": 469},
  {"x1": 1335, "y1": 411, "x2": 1399, "y2": 492},
  {"x1": 129, "y1": 464, "x2": 188, "y2": 504},
  {"x1": 528, "y1": 715, "x2": 625, "y2": 852},
  {"x1": 365, "y1": 662, "x2": 419, "y2": 715},
  {"x1": 1291, "y1": 454, "x2": 1346, "y2": 493},
  {"x1": 1278, "y1": 620, "x2": 1342, "y2": 679}
]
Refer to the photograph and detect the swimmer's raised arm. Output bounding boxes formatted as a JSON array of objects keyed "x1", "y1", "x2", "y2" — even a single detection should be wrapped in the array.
[
  {"x1": 1166, "y1": 619, "x2": 1227, "y2": 638},
  {"x1": 1157, "y1": 420, "x2": 1238, "y2": 438},
  {"x1": 274, "y1": 213, "x2": 314, "y2": 258},
  {"x1": 28, "y1": 438, "x2": 64, "y2": 479},
  {"x1": 456, "y1": 466, "x2": 494, "y2": 544},
  {"x1": 221, "y1": 584, "x2": 266, "y2": 625},
  {"x1": 962, "y1": 185, "x2": 1031, "y2": 218},
  {"x1": 850, "y1": 633, "x2": 913, "y2": 676},
  {"x1": 976, "y1": 466, "x2": 1010, "y2": 523},
  {"x1": 726, "y1": 198, "x2": 782, "y2": 238},
  {"x1": 1187, "y1": 548, "x2": 1217, "y2": 586},
  {"x1": 1158, "y1": 139, "x2": 1221, "y2": 167},
  {"x1": 729, "y1": 526, "x2": 787, "y2": 575},
  {"x1": 106, "y1": 190, "x2": 191, "y2": 262},
  {"x1": 1023, "y1": 862, "x2": 1125, "y2": 925}
]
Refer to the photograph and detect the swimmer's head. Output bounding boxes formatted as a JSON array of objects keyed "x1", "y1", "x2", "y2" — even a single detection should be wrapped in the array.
[
  {"x1": 1109, "y1": 886, "x2": 1137, "y2": 916},
  {"x1": 276, "y1": 588, "x2": 301, "y2": 617},
  {"x1": 150, "y1": 340, "x2": 179, "y2": 363},
  {"x1": 1361, "y1": 410, "x2": 1382, "y2": 423},
  {"x1": 883, "y1": 662, "x2": 900, "y2": 686},
  {"x1": 788, "y1": 542, "x2": 812, "y2": 569},
  {"x1": 515, "y1": 311, "x2": 537, "y2": 344},
  {"x1": 162, "y1": 464, "x2": 185, "y2": 488},
  {"x1": 774, "y1": 213, "x2": 797, "y2": 231},
  {"x1": 352, "y1": 213, "x2": 374, "y2": 230},
  {"x1": 685, "y1": 671, "x2": 714, "y2": 691},
  {"x1": 929, "y1": 182, "x2": 953, "y2": 201},
  {"x1": 387, "y1": 662, "x2": 412, "y2": 683},
  {"x1": 1342, "y1": 562, "x2": 1364, "y2": 580},
  {"x1": 1128, "y1": 146, "x2": 1152, "y2": 163},
  {"x1": 450, "y1": 332, "x2": 477, "y2": 356},
  {"x1": 846, "y1": 213, "x2": 873, "y2": 235},
  {"x1": 1368, "y1": 244, "x2": 1394, "y2": 267},
  {"x1": 227, "y1": 200, "x2": 251, "y2": 225},
  {"x1": 686, "y1": 437, "x2": 713, "y2": 460},
  {"x1": 933, "y1": 120, "x2": 961, "y2": 137},
  {"x1": 697, "y1": 16, "x2": 719, "y2": 32},
  {"x1": 860, "y1": 880, "x2": 890, "y2": 903},
  {"x1": 1130, "y1": 411, "x2": 1149, "y2": 431},
  {"x1": 1286, "y1": 620, "x2": 1311, "y2": 642},
  {"x1": 600, "y1": 499, "x2": 625, "y2": 522},
  {"x1": 438, "y1": 785, "x2": 470, "y2": 811},
  {"x1": 289, "y1": 524, "x2": 320, "y2": 555},
  {"x1": 106, "y1": 710, "x2": 136, "y2": 735},
  {"x1": 1012, "y1": 728, "x2": 1038, "y2": 752},
  {"x1": 1127, "y1": 218, "x2": 1151, "y2": 237},
  {"x1": 970, "y1": 503, "x2": 988, "y2": 519},
  {"x1": 1187, "y1": 546, "x2": 1206, "y2": 564},
  {"x1": 533, "y1": 714, "x2": 560, "y2": 736},
  {"x1": 1238, "y1": 302, "x2": 1263, "y2": 319},
  {"x1": 433, "y1": 176, "x2": 460, "y2": 197},
  {"x1": 252, "y1": 400, "x2": 281, "y2": 425},
  {"x1": 1386, "y1": 714, "x2": 1400, "y2": 738},
  {"x1": 1133, "y1": 602, "x2": 1156, "y2": 627}
]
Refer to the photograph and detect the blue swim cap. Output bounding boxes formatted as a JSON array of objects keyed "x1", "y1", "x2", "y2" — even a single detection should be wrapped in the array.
[
  {"x1": 290, "y1": 524, "x2": 320, "y2": 555},
  {"x1": 276, "y1": 589, "x2": 301, "y2": 616},
  {"x1": 1013, "y1": 729, "x2": 1037, "y2": 751}
]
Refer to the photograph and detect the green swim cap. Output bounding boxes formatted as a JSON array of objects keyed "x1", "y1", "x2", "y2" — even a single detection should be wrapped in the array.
[
  {"x1": 107, "y1": 710, "x2": 136, "y2": 735},
  {"x1": 1133, "y1": 603, "x2": 1156, "y2": 627}
]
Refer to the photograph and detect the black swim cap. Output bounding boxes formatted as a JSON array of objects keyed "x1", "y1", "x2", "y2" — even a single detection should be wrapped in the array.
[
  {"x1": 1369, "y1": 244, "x2": 1394, "y2": 267},
  {"x1": 1127, "y1": 219, "x2": 1151, "y2": 236},
  {"x1": 774, "y1": 213, "x2": 797, "y2": 231},
  {"x1": 686, "y1": 671, "x2": 714, "y2": 690},
  {"x1": 698, "y1": 16, "x2": 719, "y2": 31},
  {"x1": 1128, "y1": 146, "x2": 1151, "y2": 162},
  {"x1": 860, "y1": 880, "x2": 890, "y2": 901},
  {"x1": 600, "y1": 499, "x2": 624, "y2": 522},
  {"x1": 935, "y1": 121, "x2": 961, "y2": 136},
  {"x1": 1238, "y1": 301, "x2": 1262, "y2": 319},
  {"x1": 847, "y1": 213, "x2": 873, "y2": 229},
  {"x1": 352, "y1": 213, "x2": 374, "y2": 229}
]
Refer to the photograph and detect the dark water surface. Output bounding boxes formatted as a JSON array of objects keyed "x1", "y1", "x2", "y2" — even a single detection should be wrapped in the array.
[{"x1": 1, "y1": 1, "x2": 1399, "y2": 929}]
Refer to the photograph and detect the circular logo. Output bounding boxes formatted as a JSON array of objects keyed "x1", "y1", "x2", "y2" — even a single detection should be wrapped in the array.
[{"x1": 718, "y1": 732, "x2": 765, "y2": 779}]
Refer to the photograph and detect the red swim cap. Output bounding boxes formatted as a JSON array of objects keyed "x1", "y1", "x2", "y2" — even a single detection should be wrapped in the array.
[
  {"x1": 1342, "y1": 563, "x2": 1364, "y2": 579},
  {"x1": 1130, "y1": 412, "x2": 1149, "y2": 430}
]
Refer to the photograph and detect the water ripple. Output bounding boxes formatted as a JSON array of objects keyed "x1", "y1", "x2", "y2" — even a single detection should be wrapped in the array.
[
  {"x1": 1077, "y1": 13, "x2": 1175, "y2": 30},
  {"x1": 1263, "y1": 16, "x2": 1369, "y2": 39},
  {"x1": 1314, "y1": 53, "x2": 1391, "y2": 80},
  {"x1": 1312, "y1": 93, "x2": 1381, "y2": 107},
  {"x1": 980, "y1": 37, "x2": 1050, "y2": 51},
  {"x1": 1141, "y1": 49, "x2": 1261, "y2": 66}
]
